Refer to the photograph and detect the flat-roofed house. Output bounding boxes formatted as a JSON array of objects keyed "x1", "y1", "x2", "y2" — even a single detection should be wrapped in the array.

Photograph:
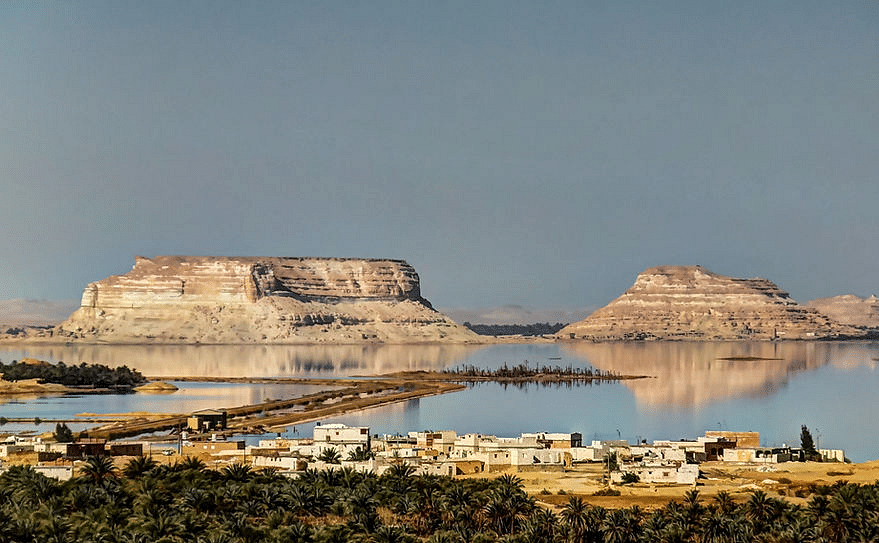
[
  {"x1": 313, "y1": 423, "x2": 371, "y2": 454},
  {"x1": 187, "y1": 409, "x2": 228, "y2": 432}
]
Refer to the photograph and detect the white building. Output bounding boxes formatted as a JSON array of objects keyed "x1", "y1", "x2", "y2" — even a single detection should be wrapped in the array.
[
  {"x1": 722, "y1": 448, "x2": 791, "y2": 464},
  {"x1": 612, "y1": 462, "x2": 699, "y2": 485},
  {"x1": 819, "y1": 449, "x2": 846, "y2": 462},
  {"x1": 313, "y1": 423, "x2": 370, "y2": 455},
  {"x1": 510, "y1": 448, "x2": 567, "y2": 467}
]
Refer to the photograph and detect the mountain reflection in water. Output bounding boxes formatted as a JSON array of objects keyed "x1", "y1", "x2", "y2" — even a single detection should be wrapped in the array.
[
  {"x1": 562, "y1": 341, "x2": 878, "y2": 407},
  {"x1": 1, "y1": 343, "x2": 876, "y2": 407},
  {"x1": 2, "y1": 341, "x2": 878, "y2": 460},
  {"x1": 0, "y1": 344, "x2": 484, "y2": 377}
]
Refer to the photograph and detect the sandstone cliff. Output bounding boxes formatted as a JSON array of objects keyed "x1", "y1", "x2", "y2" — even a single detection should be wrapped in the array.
[
  {"x1": 806, "y1": 295, "x2": 879, "y2": 330},
  {"x1": 559, "y1": 265, "x2": 859, "y2": 341},
  {"x1": 51, "y1": 256, "x2": 478, "y2": 344}
]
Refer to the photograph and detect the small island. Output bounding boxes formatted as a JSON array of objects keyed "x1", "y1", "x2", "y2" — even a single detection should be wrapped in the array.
[{"x1": 0, "y1": 358, "x2": 146, "y2": 394}]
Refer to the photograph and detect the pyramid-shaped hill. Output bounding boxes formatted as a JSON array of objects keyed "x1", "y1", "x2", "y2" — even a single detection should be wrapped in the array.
[
  {"x1": 559, "y1": 265, "x2": 860, "y2": 341},
  {"x1": 51, "y1": 256, "x2": 478, "y2": 344}
]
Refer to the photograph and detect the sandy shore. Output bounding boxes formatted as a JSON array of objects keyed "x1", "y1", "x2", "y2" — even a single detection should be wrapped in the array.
[{"x1": 0, "y1": 378, "x2": 70, "y2": 395}]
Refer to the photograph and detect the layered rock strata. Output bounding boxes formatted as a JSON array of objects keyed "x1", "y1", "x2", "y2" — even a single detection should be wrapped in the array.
[
  {"x1": 55, "y1": 256, "x2": 477, "y2": 344},
  {"x1": 806, "y1": 295, "x2": 879, "y2": 330},
  {"x1": 559, "y1": 266, "x2": 858, "y2": 341}
]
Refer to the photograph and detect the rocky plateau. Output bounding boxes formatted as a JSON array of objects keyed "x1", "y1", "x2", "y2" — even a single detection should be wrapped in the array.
[
  {"x1": 37, "y1": 256, "x2": 478, "y2": 344},
  {"x1": 806, "y1": 294, "x2": 879, "y2": 330},
  {"x1": 559, "y1": 265, "x2": 865, "y2": 341}
]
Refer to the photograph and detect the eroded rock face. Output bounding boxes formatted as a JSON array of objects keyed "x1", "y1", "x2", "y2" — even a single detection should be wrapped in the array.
[
  {"x1": 806, "y1": 295, "x2": 879, "y2": 329},
  {"x1": 559, "y1": 265, "x2": 858, "y2": 340},
  {"x1": 55, "y1": 256, "x2": 476, "y2": 344}
]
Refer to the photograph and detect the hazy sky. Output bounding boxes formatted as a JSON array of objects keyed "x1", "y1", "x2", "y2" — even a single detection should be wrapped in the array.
[{"x1": 1, "y1": 1, "x2": 877, "y2": 314}]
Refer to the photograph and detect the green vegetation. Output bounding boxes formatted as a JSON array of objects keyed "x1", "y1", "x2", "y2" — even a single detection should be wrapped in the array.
[
  {"x1": 462, "y1": 322, "x2": 568, "y2": 336},
  {"x1": 53, "y1": 423, "x2": 74, "y2": 443},
  {"x1": 801, "y1": 425, "x2": 819, "y2": 461},
  {"x1": 316, "y1": 447, "x2": 342, "y2": 465},
  {"x1": 621, "y1": 472, "x2": 640, "y2": 484},
  {"x1": 443, "y1": 362, "x2": 621, "y2": 380},
  {"x1": 0, "y1": 359, "x2": 145, "y2": 388},
  {"x1": 3, "y1": 460, "x2": 877, "y2": 542},
  {"x1": 347, "y1": 446, "x2": 376, "y2": 462}
]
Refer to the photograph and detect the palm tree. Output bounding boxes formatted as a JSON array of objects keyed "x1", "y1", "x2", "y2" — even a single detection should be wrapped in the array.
[
  {"x1": 713, "y1": 490, "x2": 737, "y2": 515},
  {"x1": 132, "y1": 509, "x2": 186, "y2": 541},
  {"x1": 317, "y1": 447, "x2": 342, "y2": 465},
  {"x1": 386, "y1": 463, "x2": 417, "y2": 479},
  {"x1": 336, "y1": 466, "x2": 362, "y2": 490},
  {"x1": 425, "y1": 531, "x2": 462, "y2": 543},
  {"x1": 561, "y1": 496, "x2": 592, "y2": 542},
  {"x1": 80, "y1": 455, "x2": 119, "y2": 485},
  {"x1": 600, "y1": 508, "x2": 641, "y2": 543},
  {"x1": 222, "y1": 462, "x2": 253, "y2": 482},
  {"x1": 177, "y1": 486, "x2": 212, "y2": 514},
  {"x1": 38, "y1": 513, "x2": 74, "y2": 543},
  {"x1": 122, "y1": 456, "x2": 158, "y2": 478},
  {"x1": 522, "y1": 507, "x2": 558, "y2": 542},
  {"x1": 745, "y1": 490, "x2": 778, "y2": 531},
  {"x1": 266, "y1": 521, "x2": 313, "y2": 543},
  {"x1": 308, "y1": 485, "x2": 335, "y2": 517},
  {"x1": 440, "y1": 484, "x2": 477, "y2": 530},
  {"x1": 347, "y1": 446, "x2": 376, "y2": 461},
  {"x1": 346, "y1": 485, "x2": 381, "y2": 533},
  {"x1": 179, "y1": 456, "x2": 207, "y2": 472},
  {"x1": 196, "y1": 532, "x2": 235, "y2": 543},
  {"x1": 495, "y1": 473, "x2": 523, "y2": 490},
  {"x1": 370, "y1": 524, "x2": 417, "y2": 543},
  {"x1": 481, "y1": 483, "x2": 534, "y2": 536}
]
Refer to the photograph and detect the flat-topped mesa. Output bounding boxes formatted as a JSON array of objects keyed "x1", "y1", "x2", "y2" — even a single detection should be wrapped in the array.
[
  {"x1": 560, "y1": 265, "x2": 860, "y2": 341},
  {"x1": 57, "y1": 256, "x2": 476, "y2": 344},
  {"x1": 79, "y1": 256, "x2": 427, "y2": 309}
]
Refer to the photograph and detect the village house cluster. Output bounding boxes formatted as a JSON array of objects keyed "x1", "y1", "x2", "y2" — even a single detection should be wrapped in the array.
[
  {"x1": 0, "y1": 422, "x2": 845, "y2": 482},
  {"x1": 248, "y1": 424, "x2": 845, "y2": 484}
]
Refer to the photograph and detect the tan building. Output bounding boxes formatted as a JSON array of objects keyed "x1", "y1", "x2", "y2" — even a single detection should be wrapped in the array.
[
  {"x1": 415, "y1": 431, "x2": 457, "y2": 454},
  {"x1": 182, "y1": 440, "x2": 245, "y2": 455},
  {"x1": 704, "y1": 431, "x2": 760, "y2": 448}
]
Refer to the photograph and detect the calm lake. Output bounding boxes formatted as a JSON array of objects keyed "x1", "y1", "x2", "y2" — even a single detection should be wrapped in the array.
[{"x1": 1, "y1": 341, "x2": 877, "y2": 461}]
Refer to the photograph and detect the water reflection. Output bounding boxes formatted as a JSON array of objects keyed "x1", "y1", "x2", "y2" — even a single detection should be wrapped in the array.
[
  {"x1": 0, "y1": 344, "x2": 486, "y2": 377},
  {"x1": 561, "y1": 342, "x2": 878, "y2": 407},
  {"x1": 2, "y1": 341, "x2": 878, "y2": 460}
]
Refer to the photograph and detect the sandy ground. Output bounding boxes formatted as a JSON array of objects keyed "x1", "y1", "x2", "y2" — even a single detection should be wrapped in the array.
[
  {"x1": 474, "y1": 460, "x2": 879, "y2": 510},
  {"x1": 6, "y1": 445, "x2": 877, "y2": 513}
]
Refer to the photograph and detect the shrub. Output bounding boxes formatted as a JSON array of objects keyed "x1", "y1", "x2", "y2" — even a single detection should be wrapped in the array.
[
  {"x1": 622, "y1": 472, "x2": 640, "y2": 484},
  {"x1": 593, "y1": 488, "x2": 621, "y2": 496}
]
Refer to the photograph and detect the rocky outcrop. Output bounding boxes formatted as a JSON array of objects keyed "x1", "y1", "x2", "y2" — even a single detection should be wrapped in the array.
[
  {"x1": 806, "y1": 295, "x2": 879, "y2": 330},
  {"x1": 559, "y1": 265, "x2": 860, "y2": 341},
  {"x1": 53, "y1": 256, "x2": 478, "y2": 344}
]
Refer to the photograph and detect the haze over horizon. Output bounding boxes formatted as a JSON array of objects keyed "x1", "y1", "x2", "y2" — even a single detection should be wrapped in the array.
[{"x1": 2, "y1": 1, "x2": 877, "y2": 321}]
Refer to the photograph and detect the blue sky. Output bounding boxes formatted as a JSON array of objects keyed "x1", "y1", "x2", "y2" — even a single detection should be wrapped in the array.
[{"x1": 1, "y1": 1, "x2": 877, "y2": 316}]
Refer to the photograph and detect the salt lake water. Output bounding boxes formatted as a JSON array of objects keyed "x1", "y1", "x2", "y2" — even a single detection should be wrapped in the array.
[{"x1": 1, "y1": 341, "x2": 877, "y2": 461}]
